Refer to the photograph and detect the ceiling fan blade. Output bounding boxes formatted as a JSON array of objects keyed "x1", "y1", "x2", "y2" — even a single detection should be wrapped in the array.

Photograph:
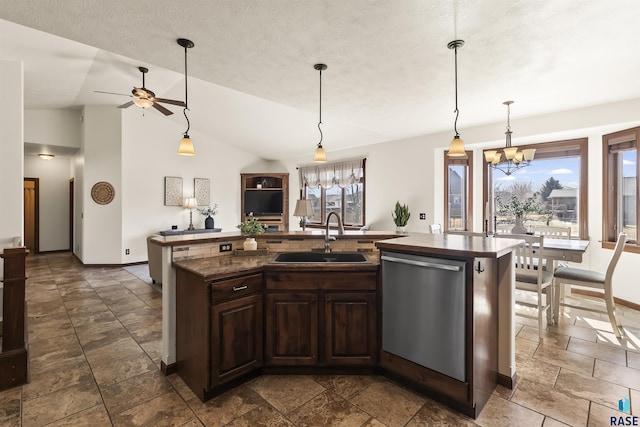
[
  {"x1": 152, "y1": 102, "x2": 173, "y2": 116},
  {"x1": 95, "y1": 90, "x2": 133, "y2": 97},
  {"x1": 117, "y1": 101, "x2": 135, "y2": 109},
  {"x1": 154, "y1": 98, "x2": 186, "y2": 107}
]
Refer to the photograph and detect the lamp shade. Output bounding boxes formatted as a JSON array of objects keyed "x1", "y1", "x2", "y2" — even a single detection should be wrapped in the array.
[
  {"x1": 484, "y1": 150, "x2": 497, "y2": 163},
  {"x1": 313, "y1": 145, "x2": 327, "y2": 162},
  {"x1": 447, "y1": 136, "x2": 466, "y2": 157},
  {"x1": 293, "y1": 199, "x2": 313, "y2": 217},
  {"x1": 183, "y1": 197, "x2": 198, "y2": 209},
  {"x1": 522, "y1": 148, "x2": 536, "y2": 161},
  {"x1": 178, "y1": 136, "x2": 195, "y2": 156}
]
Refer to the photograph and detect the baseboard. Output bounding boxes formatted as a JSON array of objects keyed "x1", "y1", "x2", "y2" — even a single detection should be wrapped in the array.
[{"x1": 571, "y1": 289, "x2": 640, "y2": 312}]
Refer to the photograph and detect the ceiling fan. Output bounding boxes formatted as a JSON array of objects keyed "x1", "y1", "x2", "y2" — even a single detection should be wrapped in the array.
[{"x1": 95, "y1": 66, "x2": 185, "y2": 116}]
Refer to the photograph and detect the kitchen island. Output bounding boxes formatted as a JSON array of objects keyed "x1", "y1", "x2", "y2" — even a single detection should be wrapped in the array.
[{"x1": 150, "y1": 230, "x2": 522, "y2": 417}]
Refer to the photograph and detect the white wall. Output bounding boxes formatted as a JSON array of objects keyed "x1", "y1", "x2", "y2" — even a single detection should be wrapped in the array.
[
  {"x1": 24, "y1": 155, "x2": 71, "y2": 251},
  {"x1": 81, "y1": 106, "x2": 122, "y2": 264},
  {"x1": 0, "y1": 60, "x2": 24, "y2": 318},
  {"x1": 25, "y1": 109, "x2": 81, "y2": 149},
  {"x1": 120, "y1": 109, "x2": 269, "y2": 263}
]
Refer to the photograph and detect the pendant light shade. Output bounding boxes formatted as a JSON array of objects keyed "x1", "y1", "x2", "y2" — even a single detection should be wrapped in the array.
[
  {"x1": 178, "y1": 135, "x2": 195, "y2": 156},
  {"x1": 313, "y1": 63, "x2": 328, "y2": 163},
  {"x1": 447, "y1": 40, "x2": 466, "y2": 157},
  {"x1": 177, "y1": 38, "x2": 195, "y2": 156}
]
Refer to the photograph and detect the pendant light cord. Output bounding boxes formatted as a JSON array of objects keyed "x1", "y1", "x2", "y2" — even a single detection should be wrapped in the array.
[
  {"x1": 183, "y1": 44, "x2": 190, "y2": 136},
  {"x1": 453, "y1": 45, "x2": 460, "y2": 136},
  {"x1": 317, "y1": 67, "x2": 323, "y2": 146}
]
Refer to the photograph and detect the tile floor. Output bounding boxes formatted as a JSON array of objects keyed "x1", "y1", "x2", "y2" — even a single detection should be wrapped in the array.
[{"x1": 1, "y1": 251, "x2": 639, "y2": 426}]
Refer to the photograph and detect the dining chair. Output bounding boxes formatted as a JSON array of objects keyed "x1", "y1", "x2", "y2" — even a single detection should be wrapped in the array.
[
  {"x1": 553, "y1": 232, "x2": 627, "y2": 337},
  {"x1": 495, "y1": 234, "x2": 554, "y2": 335},
  {"x1": 444, "y1": 230, "x2": 487, "y2": 237},
  {"x1": 429, "y1": 224, "x2": 442, "y2": 234},
  {"x1": 531, "y1": 225, "x2": 571, "y2": 239}
]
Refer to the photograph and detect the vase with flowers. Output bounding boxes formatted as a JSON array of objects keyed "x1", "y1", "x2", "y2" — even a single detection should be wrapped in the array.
[
  {"x1": 237, "y1": 214, "x2": 265, "y2": 251},
  {"x1": 198, "y1": 204, "x2": 218, "y2": 229},
  {"x1": 496, "y1": 193, "x2": 542, "y2": 234}
]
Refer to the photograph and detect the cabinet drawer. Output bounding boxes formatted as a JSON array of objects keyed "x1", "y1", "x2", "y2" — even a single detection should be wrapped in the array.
[{"x1": 211, "y1": 274, "x2": 263, "y2": 303}]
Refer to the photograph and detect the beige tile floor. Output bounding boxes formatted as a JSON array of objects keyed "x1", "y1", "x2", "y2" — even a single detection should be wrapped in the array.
[{"x1": 1, "y1": 251, "x2": 639, "y2": 426}]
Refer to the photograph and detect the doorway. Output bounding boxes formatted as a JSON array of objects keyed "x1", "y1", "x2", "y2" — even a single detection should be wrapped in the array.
[
  {"x1": 23, "y1": 178, "x2": 39, "y2": 254},
  {"x1": 69, "y1": 178, "x2": 74, "y2": 252}
]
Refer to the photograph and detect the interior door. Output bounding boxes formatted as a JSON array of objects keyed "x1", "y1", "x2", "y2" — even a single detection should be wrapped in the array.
[{"x1": 23, "y1": 178, "x2": 39, "y2": 254}]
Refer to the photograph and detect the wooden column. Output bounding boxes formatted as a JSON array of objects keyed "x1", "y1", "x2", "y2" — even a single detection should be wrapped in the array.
[{"x1": 0, "y1": 247, "x2": 29, "y2": 390}]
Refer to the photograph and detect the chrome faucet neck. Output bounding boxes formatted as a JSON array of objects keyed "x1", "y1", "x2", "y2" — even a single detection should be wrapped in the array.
[{"x1": 324, "y1": 212, "x2": 344, "y2": 252}]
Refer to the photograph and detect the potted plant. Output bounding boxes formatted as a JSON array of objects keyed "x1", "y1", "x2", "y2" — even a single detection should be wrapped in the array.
[
  {"x1": 496, "y1": 193, "x2": 542, "y2": 234},
  {"x1": 198, "y1": 204, "x2": 218, "y2": 229},
  {"x1": 392, "y1": 201, "x2": 410, "y2": 233},
  {"x1": 237, "y1": 214, "x2": 265, "y2": 250}
]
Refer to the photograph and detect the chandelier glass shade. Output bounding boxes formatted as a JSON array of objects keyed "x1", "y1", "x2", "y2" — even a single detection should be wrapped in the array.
[{"x1": 484, "y1": 101, "x2": 535, "y2": 175}]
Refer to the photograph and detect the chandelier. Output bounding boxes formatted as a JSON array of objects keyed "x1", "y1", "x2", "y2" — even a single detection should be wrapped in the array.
[{"x1": 484, "y1": 101, "x2": 535, "y2": 175}]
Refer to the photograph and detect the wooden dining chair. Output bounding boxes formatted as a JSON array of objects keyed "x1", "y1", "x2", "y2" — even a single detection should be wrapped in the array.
[
  {"x1": 553, "y1": 232, "x2": 627, "y2": 337},
  {"x1": 531, "y1": 226, "x2": 571, "y2": 239},
  {"x1": 495, "y1": 234, "x2": 554, "y2": 336}
]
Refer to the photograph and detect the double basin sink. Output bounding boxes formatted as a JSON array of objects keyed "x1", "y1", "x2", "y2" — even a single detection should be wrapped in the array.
[{"x1": 270, "y1": 252, "x2": 369, "y2": 263}]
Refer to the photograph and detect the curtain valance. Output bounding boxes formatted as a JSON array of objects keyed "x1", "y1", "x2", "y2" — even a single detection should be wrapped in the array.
[{"x1": 298, "y1": 159, "x2": 364, "y2": 190}]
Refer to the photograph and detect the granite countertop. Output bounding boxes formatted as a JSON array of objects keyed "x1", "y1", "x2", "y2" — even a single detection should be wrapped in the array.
[
  {"x1": 376, "y1": 233, "x2": 524, "y2": 259},
  {"x1": 173, "y1": 252, "x2": 379, "y2": 280}
]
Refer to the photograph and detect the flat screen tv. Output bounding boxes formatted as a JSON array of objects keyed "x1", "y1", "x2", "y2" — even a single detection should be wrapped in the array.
[{"x1": 244, "y1": 190, "x2": 283, "y2": 215}]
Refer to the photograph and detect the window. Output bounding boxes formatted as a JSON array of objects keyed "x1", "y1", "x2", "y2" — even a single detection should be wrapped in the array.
[
  {"x1": 603, "y1": 127, "x2": 639, "y2": 251},
  {"x1": 444, "y1": 150, "x2": 473, "y2": 231},
  {"x1": 483, "y1": 138, "x2": 588, "y2": 239},
  {"x1": 299, "y1": 159, "x2": 365, "y2": 228}
]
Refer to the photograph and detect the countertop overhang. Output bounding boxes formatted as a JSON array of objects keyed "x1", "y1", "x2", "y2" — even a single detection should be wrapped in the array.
[{"x1": 376, "y1": 234, "x2": 524, "y2": 258}]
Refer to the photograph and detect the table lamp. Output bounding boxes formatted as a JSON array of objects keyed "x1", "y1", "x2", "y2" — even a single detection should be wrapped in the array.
[
  {"x1": 183, "y1": 197, "x2": 198, "y2": 230},
  {"x1": 293, "y1": 199, "x2": 314, "y2": 231}
]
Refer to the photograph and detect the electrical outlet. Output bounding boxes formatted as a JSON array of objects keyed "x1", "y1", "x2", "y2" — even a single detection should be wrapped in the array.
[
  {"x1": 219, "y1": 243, "x2": 232, "y2": 252},
  {"x1": 419, "y1": 213, "x2": 426, "y2": 220},
  {"x1": 125, "y1": 249, "x2": 130, "y2": 255}
]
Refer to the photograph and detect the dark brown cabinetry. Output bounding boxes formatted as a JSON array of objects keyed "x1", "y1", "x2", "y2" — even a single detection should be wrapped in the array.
[
  {"x1": 175, "y1": 268, "x2": 263, "y2": 401},
  {"x1": 241, "y1": 173, "x2": 289, "y2": 231},
  {"x1": 264, "y1": 268, "x2": 378, "y2": 368}
]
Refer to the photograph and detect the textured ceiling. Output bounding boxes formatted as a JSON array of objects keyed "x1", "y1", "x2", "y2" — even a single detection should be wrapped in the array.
[{"x1": 2, "y1": 0, "x2": 640, "y2": 160}]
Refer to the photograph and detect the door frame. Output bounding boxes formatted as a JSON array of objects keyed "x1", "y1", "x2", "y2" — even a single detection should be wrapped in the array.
[
  {"x1": 24, "y1": 177, "x2": 39, "y2": 254},
  {"x1": 69, "y1": 178, "x2": 74, "y2": 252}
]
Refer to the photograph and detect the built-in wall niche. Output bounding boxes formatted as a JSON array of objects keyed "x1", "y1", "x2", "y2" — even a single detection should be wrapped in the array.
[{"x1": 241, "y1": 173, "x2": 289, "y2": 231}]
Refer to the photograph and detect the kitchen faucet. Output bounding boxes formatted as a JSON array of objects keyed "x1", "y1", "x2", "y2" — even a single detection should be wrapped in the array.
[{"x1": 325, "y1": 212, "x2": 345, "y2": 253}]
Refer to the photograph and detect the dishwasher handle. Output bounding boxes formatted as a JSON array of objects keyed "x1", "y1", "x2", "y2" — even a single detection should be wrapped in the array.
[{"x1": 381, "y1": 255, "x2": 462, "y2": 272}]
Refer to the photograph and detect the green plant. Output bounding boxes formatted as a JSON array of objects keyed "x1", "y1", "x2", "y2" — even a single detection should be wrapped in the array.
[
  {"x1": 237, "y1": 214, "x2": 265, "y2": 234},
  {"x1": 392, "y1": 201, "x2": 410, "y2": 226},
  {"x1": 496, "y1": 193, "x2": 542, "y2": 219}
]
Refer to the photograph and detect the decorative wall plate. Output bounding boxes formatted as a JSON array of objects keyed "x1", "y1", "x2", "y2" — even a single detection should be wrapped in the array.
[{"x1": 91, "y1": 181, "x2": 115, "y2": 205}]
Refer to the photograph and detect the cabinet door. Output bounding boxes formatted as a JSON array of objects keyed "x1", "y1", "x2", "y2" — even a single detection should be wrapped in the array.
[
  {"x1": 211, "y1": 293, "x2": 263, "y2": 385},
  {"x1": 265, "y1": 292, "x2": 318, "y2": 365},
  {"x1": 325, "y1": 292, "x2": 377, "y2": 366}
]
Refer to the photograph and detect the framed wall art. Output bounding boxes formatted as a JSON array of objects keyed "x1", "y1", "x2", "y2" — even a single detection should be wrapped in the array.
[
  {"x1": 164, "y1": 176, "x2": 183, "y2": 206},
  {"x1": 194, "y1": 178, "x2": 210, "y2": 207}
]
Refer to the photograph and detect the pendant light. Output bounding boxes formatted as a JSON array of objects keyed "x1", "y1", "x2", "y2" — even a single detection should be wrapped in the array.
[
  {"x1": 313, "y1": 63, "x2": 328, "y2": 163},
  {"x1": 484, "y1": 101, "x2": 536, "y2": 175},
  {"x1": 447, "y1": 40, "x2": 466, "y2": 157},
  {"x1": 177, "y1": 38, "x2": 195, "y2": 156}
]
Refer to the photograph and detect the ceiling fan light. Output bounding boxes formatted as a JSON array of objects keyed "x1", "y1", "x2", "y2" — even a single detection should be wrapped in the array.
[
  {"x1": 313, "y1": 144, "x2": 327, "y2": 163},
  {"x1": 484, "y1": 150, "x2": 497, "y2": 163},
  {"x1": 178, "y1": 135, "x2": 195, "y2": 156},
  {"x1": 447, "y1": 136, "x2": 466, "y2": 157},
  {"x1": 133, "y1": 97, "x2": 153, "y2": 109},
  {"x1": 522, "y1": 148, "x2": 536, "y2": 161}
]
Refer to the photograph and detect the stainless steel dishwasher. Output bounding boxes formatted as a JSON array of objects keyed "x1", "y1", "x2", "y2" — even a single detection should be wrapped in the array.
[{"x1": 381, "y1": 251, "x2": 466, "y2": 381}]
